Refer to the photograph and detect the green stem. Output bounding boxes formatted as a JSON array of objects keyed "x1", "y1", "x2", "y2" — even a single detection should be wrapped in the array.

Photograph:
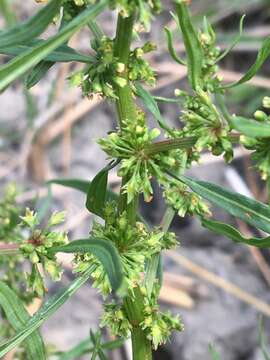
[
  {"x1": 113, "y1": 12, "x2": 153, "y2": 360},
  {"x1": 144, "y1": 133, "x2": 240, "y2": 156},
  {"x1": 0, "y1": 0, "x2": 16, "y2": 26},
  {"x1": 114, "y1": 14, "x2": 137, "y2": 127},
  {"x1": 131, "y1": 327, "x2": 152, "y2": 360}
]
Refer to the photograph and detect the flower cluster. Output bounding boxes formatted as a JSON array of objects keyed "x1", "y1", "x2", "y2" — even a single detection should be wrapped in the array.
[
  {"x1": 140, "y1": 284, "x2": 183, "y2": 349},
  {"x1": 128, "y1": 42, "x2": 156, "y2": 86},
  {"x1": 240, "y1": 97, "x2": 270, "y2": 180},
  {"x1": 99, "y1": 107, "x2": 211, "y2": 215},
  {"x1": 101, "y1": 284, "x2": 183, "y2": 349},
  {"x1": 108, "y1": 0, "x2": 161, "y2": 28},
  {"x1": 175, "y1": 88, "x2": 233, "y2": 162},
  {"x1": 101, "y1": 302, "x2": 132, "y2": 338},
  {"x1": 74, "y1": 206, "x2": 177, "y2": 295},
  {"x1": 198, "y1": 19, "x2": 222, "y2": 92},
  {"x1": 0, "y1": 185, "x2": 32, "y2": 302},
  {"x1": 163, "y1": 179, "x2": 211, "y2": 217},
  {"x1": 61, "y1": 0, "x2": 92, "y2": 21},
  {"x1": 69, "y1": 37, "x2": 156, "y2": 99},
  {"x1": 69, "y1": 36, "x2": 126, "y2": 99},
  {"x1": 99, "y1": 109, "x2": 182, "y2": 202},
  {"x1": 20, "y1": 209, "x2": 68, "y2": 297}
]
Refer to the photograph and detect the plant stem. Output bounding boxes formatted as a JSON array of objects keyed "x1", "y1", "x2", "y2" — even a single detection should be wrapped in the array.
[
  {"x1": 114, "y1": 14, "x2": 137, "y2": 128},
  {"x1": 131, "y1": 327, "x2": 152, "y2": 360},
  {"x1": 144, "y1": 133, "x2": 240, "y2": 156},
  {"x1": 0, "y1": 243, "x2": 20, "y2": 255},
  {"x1": 113, "y1": 13, "x2": 153, "y2": 360}
]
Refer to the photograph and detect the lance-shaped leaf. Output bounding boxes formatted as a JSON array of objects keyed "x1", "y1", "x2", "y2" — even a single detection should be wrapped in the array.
[
  {"x1": 230, "y1": 116, "x2": 270, "y2": 138},
  {"x1": 0, "y1": 0, "x2": 62, "y2": 48},
  {"x1": 47, "y1": 178, "x2": 90, "y2": 193},
  {"x1": 221, "y1": 36, "x2": 270, "y2": 89},
  {"x1": 26, "y1": 61, "x2": 54, "y2": 89},
  {"x1": 0, "y1": 41, "x2": 93, "y2": 88},
  {"x1": 49, "y1": 238, "x2": 124, "y2": 292},
  {"x1": 169, "y1": 173, "x2": 270, "y2": 233},
  {"x1": 0, "y1": 281, "x2": 46, "y2": 360},
  {"x1": 0, "y1": 0, "x2": 16, "y2": 26},
  {"x1": 259, "y1": 317, "x2": 270, "y2": 360},
  {"x1": 86, "y1": 160, "x2": 119, "y2": 217},
  {"x1": 175, "y1": 1, "x2": 203, "y2": 90},
  {"x1": 202, "y1": 218, "x2": 270, "y2": 248},
  {"x1": 47, "y1": 178, "x2": 118, "y2": 218},
  {"x1": 0, "y1": 267, "x2": 93, "y2": 358},
  {"x1": 0, "y1": 41, "x2": 93, "y2": 63},
  {"x1": 216, "y1": 15, "x2": 245, "y2": 62},
  {"x1": 0, "y1": 0, "x2": 107, "y2": 91},
  {"x1": 135, "y1": 83, "x2": 173, "y2": 134},
  {"x1": 57, "y1": 336, "x2": 124, "y2": 360},
  {"x1": 164, "y1": 27, "x2": 186, "y2": 65}
]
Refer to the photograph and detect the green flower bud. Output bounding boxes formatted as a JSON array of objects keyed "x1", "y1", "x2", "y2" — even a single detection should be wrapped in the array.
[
  {"x1": 20, "y1": 208, "x2": 39, "y2": 229},
  {"x1": 48, "y1": 211, "x2": 66, "y2": 227},
  {"x1": 149, "y1": 128, "x2": 161, "y2": 140},
  {"x1": 135, "y1": 125, "x2": 144, "y2": 134},
  {"x1": 30, "y1": 251, "x2": 39, "y2": 264},
  {"x1": 73, "y1": 0, "x2": 84, "y2": 6},
  {"x1": 116, "y1": 62, "x2": 125, "y2": 73},
  {"x1": 263, "y1": 97, "x2": 270, "y2": 109},
  {"x1": 69, "y1": 71, "x2": 84, "y2": 87},
  {"x1": 44, "y1": 259, "x2": 62, "y2": 281},
  {"x1": 254, "y1": 110, "x2": 268, "y2": 121},
  {"x1": 20, "y1": 243, "x2": 35, "y2": 254},
  {"x1": 135, "y1": 48, "x2": 144, "y2": 58},
  {"x1": 92, "y1": 81, "x2": 103, "y2": 93},
  {"x1": 118, "y1": 216, "x2": 127, "y2": 230},
  {"x1": 113, "y1": 76, "x2": 127, "y2": 88}
]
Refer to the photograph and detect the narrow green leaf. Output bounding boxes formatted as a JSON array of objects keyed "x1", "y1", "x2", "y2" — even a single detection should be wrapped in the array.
[
  {"x1": 47, "y1": 178, "x2": 118, "y2": 218},
  {"x1": 202, "y1": 218, "x2": 270, "y2": 248},
  {"x1": 0, "y1": 40, "x2": 93, "y2": 63},
  {"x1": 0, "y1": 281, "x2": 45, "y2": 360},
  {"x1": 0, "y1": 0, "x2": 17, "y2": 26},
  {"x1": 57, "y1": 337, "x2": 125, "y2": 360},
  {"x1": 170, "y1": 173, "x2": 270, "y2": 234},
  {"x1": 221, "y1": 36, "x2": 270, "y2": 89},
  {"x1": 216, "y1": 15, "x2": 245, "y2": 62},
  {"x1": 47, "y1": 178, "x2": 90, "y2": 193},
  {"x1": 26, "y1": 61, "x2": 54, "y2": 89},
  {"x1": 153, "y1": 96, "x2": 179, "y2": 103},
  {"x1": 0, "y1": 267, "x2": 93, "y2": 358},
  {"x1": 230, "y1": 116, "x2": 270, "y2": 138},
  {"x1": 135, "y1": 83, "x2": 173, "y2": 134},
  {"x1": 23, "y1": 86, "x2": 38, "y2": 126},
  {"x1": 0, "y1": 0, "x2": 107, "y2": 91},
  {"x1": 259, "y1": 316, "x2": 270, "y2": 360},
  {"x1": 175, "y1": 1, "x2": 203, "y2": 90},
  {"x1": 86, "y1": 160, "x2": 119, "y2": 217},
  {"x1": 164, "y1": 27, "x2": 186, "y2": 65},
  {"x1": 90, "y1": 330, "x2": 102, "y2": 360},
  {"x1": 144, "y1": 253, "x2": 160, "y2": 295},
  {"x1": 0, "y1": 0, "x2": 61, "y2": 48},
  {"x1": 49, "y1": 238, "x2": 124, "y2": 292}
]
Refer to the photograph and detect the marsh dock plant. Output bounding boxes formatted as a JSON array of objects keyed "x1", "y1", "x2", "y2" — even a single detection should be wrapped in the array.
[{"x1": 1, "y1": 0, "x2": 270, "y2": 359}]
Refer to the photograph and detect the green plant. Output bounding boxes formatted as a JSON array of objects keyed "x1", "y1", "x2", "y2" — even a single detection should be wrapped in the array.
[{"x1": 1, "y1": 0, "x2": 270, "y2": 359}]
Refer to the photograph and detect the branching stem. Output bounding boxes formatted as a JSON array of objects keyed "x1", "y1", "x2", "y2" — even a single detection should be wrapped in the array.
[{"x1": 113, "y1": 13, "x2": 153, "y2": 360}]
